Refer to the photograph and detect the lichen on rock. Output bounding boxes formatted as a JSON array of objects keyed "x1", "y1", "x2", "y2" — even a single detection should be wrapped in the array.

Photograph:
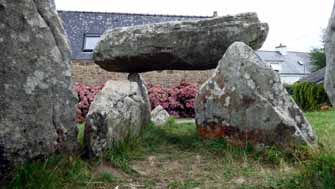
[
  {"x1": 0, "y1": 0, "x2": 77, "y2": 177},
  {"x1": 93, "y1": 12, "x2": 268, "y2": 73},
  {"x1": 195, "y1": 42, "x2": 316, "y2": 148},
  {"x1": 84, "y1": 74, "x2": 151, "y2": 157}
]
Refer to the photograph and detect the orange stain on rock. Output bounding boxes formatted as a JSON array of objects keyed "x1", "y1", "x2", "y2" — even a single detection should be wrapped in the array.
[{"x1": 197, "y1": 122, "x2": 270, "y2": 147}]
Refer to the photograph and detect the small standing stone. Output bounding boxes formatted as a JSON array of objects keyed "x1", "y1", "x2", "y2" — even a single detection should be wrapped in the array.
[{"x1": 151, "y1": 105, "x2": 170, "y2": 126}]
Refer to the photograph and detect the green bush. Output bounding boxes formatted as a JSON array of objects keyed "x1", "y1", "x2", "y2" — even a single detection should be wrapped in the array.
[
  {"x1": 284, "y1": 83, "x2": 294, "y2": 95},
  {"x1": 291, "y1": 82, "x2": 330, "y2": 111}
]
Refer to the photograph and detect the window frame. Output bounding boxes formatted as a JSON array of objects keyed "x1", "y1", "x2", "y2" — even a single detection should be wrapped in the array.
[{"x1": 82, "y1": 33, "x2": 101, "y2": 52}]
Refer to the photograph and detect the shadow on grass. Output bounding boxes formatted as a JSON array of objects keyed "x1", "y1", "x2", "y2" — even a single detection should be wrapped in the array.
[
  {"x1": 5, "y1": 111, "x2": 335, "y2": 189},
  {"x1": 140, "y1": 119, "x2": 254, "y2": 158}
]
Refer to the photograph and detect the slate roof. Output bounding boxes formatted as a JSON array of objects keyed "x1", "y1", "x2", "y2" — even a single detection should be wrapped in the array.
[
  {"x1": 298, "y1": 67, "x2": 325, "y2": 84},
  {"x1": 58, "y1": 10, "x2": 208, "y2": 59},
  {"x1": 256, "y1": 51, "x2": 312, "y2": 75}
]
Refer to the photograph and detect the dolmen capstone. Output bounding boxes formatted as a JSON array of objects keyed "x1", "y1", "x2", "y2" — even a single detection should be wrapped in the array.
[
  {"x1": 325, "y1": 2, "x2": 335, "y2": 107},
  {"x1": 195, "y1": 42, "x2": 316, "y2": 148},
  {"x1": 84, "y1": 74, "x2": 151, "y2": 157},
  {"x1": 93, "y1": 12, "x2": 268, "y2": 72},
  {"x1": 0, "y1": 0, "x2": 77, "y2": 177},
  {"x1": 151, "y1": 105, "x2": 170, "y2": 126}
]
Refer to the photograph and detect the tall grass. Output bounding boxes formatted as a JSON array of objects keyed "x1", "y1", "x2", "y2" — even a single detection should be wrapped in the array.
[
  {"x1": 5, "y1": 110, "x2": 335, "y2": 188},
  {"x1": 7, "y1": 155, "x2": 93, "y2": 189}
]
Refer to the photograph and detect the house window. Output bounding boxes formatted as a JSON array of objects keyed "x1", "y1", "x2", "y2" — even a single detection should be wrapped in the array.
[{"x1": 83, "y1": 34, "x2": 101, "y2": 52}]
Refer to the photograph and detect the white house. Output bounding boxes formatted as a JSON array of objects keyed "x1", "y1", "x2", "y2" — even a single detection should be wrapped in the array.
[{"x1": 256, "y1": 44, "x2": 312, "y2": 84}]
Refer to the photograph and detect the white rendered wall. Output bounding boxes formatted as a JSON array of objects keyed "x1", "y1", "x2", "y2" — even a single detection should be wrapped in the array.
[{"x1": 280, "y1": 75, "x2": 305, "y2": 84}]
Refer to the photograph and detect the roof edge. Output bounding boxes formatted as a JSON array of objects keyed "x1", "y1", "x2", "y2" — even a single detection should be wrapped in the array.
[
  {"x1": 257, "y1": 50, "x2": 310, "y2": 54},
  {"x1": 57, "y1": 10, "x2": 211, "y2": 18},
  {"x1": 280, "y1": 73, "x2": 310, "y2": 75}
]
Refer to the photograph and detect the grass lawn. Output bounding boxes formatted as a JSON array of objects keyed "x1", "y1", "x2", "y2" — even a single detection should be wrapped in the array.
[{"x1": 4, "y1": 109, "x2": 335, "y2": 189}]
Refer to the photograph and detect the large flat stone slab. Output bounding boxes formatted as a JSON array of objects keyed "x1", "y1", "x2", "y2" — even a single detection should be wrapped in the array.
[{"x1": 93, "y1": 13, "x2": 268, "y2": 73}]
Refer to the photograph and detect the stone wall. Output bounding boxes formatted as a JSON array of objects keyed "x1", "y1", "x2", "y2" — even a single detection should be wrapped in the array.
[{"x1": 71, "y1": 60, "x2": 213, "y2": 87}]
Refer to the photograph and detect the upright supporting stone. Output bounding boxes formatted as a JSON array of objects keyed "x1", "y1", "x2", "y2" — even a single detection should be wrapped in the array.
[
  {"x1": 84, "y1": 74, "x2": 151, "y2": 157},
  {"x1": 0, "y1": 0, "x2": 77, "y2": 177},
  {"x1": 195, "y1": 42, "x2": 316, "y2": 148},
  {"x1": 325, "y1": 2, "x2": 335, "y2": 107}
]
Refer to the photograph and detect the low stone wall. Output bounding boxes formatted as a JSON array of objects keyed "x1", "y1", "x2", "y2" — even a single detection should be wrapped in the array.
[{"x1": 71, "y1": 60, "x2": 213, "y2": 87}]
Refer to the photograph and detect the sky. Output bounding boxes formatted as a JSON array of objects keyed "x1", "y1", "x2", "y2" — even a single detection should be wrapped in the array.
[{"x1": 55, "y1": 0, "x2": 334, "y2": 52}]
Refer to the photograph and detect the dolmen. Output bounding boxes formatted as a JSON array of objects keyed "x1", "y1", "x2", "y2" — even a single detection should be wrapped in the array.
[
  {"x1": 85, "y1": 12, "x2": 270, "y2": 156},
  {"x1": 85, "y1": 11, "x2": 316, "y2": 157}
]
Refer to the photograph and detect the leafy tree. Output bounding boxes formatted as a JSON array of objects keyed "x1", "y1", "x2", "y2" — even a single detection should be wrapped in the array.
[
  {"x1": 309, "y1": 48, "x2": 326, "y2": 72},
  {"x1": 308, "y1": 29, "x2": 326, "y2": 72}
]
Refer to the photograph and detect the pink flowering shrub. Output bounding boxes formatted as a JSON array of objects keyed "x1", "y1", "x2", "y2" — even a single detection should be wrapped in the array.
[
  {"x1": 148, "y1": 81, "x2": 198, "y2": 118},
  {"x1": 73, "y1": 81, "x2": 198, "y2": 123},
  {"x1": 73, "y1": 83, "x2": 104, "y2": 123}
]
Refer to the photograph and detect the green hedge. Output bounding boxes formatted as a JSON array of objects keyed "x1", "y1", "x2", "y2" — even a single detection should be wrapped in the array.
[
  {"x1": 290, "y1": 82, "x2": 330, "y2": 111},
  {"x1": 283, "y1": 84, "x2": 294, "y2": 95}
]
